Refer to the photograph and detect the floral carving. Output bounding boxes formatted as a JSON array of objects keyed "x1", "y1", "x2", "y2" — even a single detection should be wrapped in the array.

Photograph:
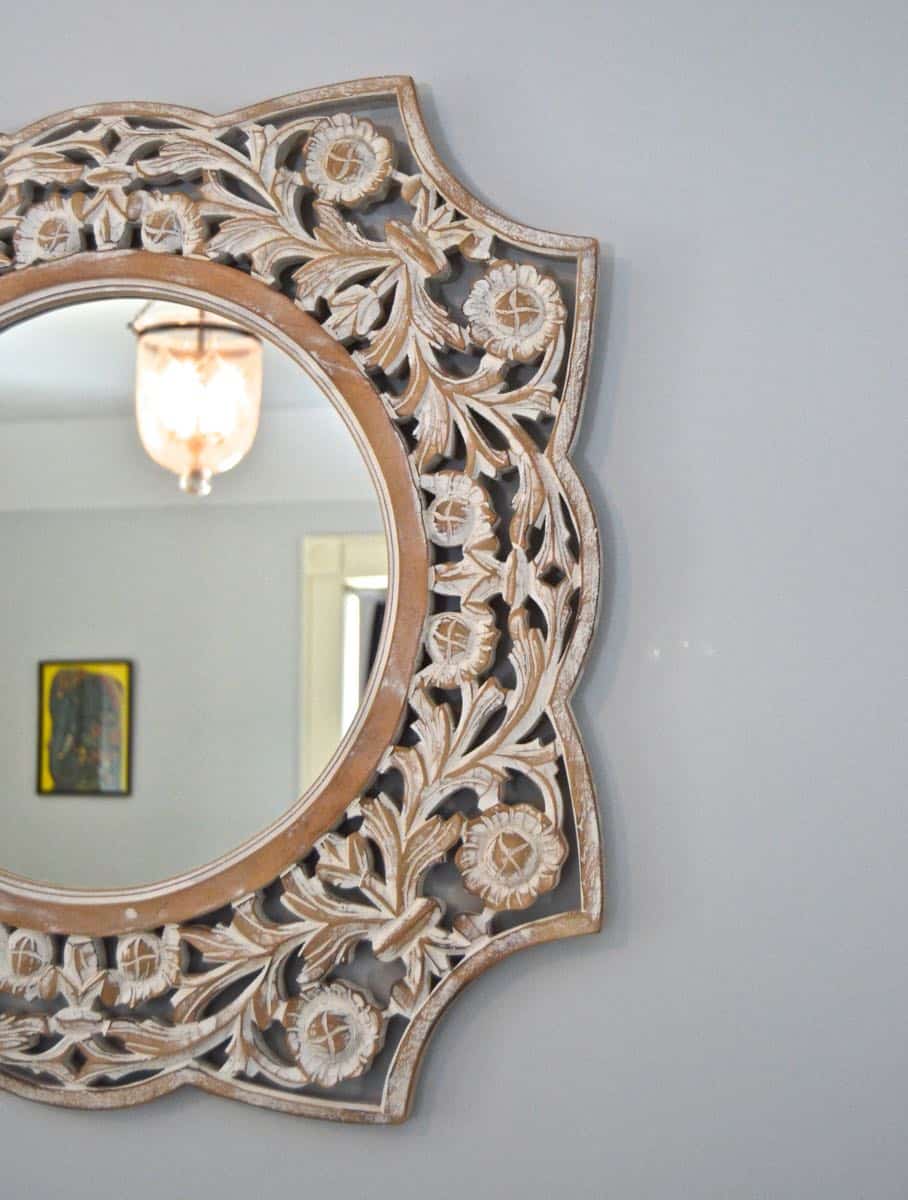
[
  {"x1": 424, "y1": 605, "x2": 499, "y2": 687},
  {"x1": 105, "y1": 928, "x2": 184, "y2": 1006},
  {"x1": 464, "y1": 260, "x2": 567, "y2": 362},
  {"x1": 286, "y1": 982, "x2": 385, "y2": 1086},
  {"x1": 135, "y1": 193, "x2": 206, "y2": 255},
  {"x1": 0, "y1": 927, "x2": 56, "y2": 999},
  {"x1": 425, "y1": 471, "x2": 498, "y2": 548},
  {"x1": 303, "y1": 114, "x2": 394, "y2": 207},
  {"x1": 456, "y1": 804, "x2": 568, "y2": 911},
  {"x1": 13, "y1": 196, "x2": 82, "y2": 265},
  {"x1": 0, "y1": 79, "x2": 600, "y2": 1124}
]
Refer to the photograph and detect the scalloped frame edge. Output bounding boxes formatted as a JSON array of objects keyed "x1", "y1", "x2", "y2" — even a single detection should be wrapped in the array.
[{"x1": 0, "y1": 75, "x2": 602, "y2": 1124}]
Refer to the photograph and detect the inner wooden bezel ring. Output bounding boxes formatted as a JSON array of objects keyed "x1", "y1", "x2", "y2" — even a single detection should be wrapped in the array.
[{"x1": 0, "y1": 250, "x2": 428, "y2": 936}]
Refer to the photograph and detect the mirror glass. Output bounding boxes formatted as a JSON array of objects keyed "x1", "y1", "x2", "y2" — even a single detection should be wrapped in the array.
[{"x1": 0, "y1": 297, "x2": 388, "y2": 889}]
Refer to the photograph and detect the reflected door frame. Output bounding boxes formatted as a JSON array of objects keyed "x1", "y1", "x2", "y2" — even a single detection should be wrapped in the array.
[{"x1": 300, "y1": 534, "x2": 388, "y2": 791}]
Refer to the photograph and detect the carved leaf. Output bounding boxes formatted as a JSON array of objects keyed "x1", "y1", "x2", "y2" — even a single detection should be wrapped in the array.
[
  {"x1": 206, "y1": 210, "x2": 321, "y2": 281},
  {"x1": 171, "y1": 959, "x2": 268, "y2": 1025},
  {"x1": 511, "y1": 458, "x2": 548, "y2": 550},
  {"x1": 206, "y1": 214, "x2": 289, "y2": 259},
  {"x1": 399, "y1": 812, "x2": 465, "y2": 901},
  {"x1": 281, "y1": 869, "x2": 381, "y2": 981},
  {"x1": 105, "y1": 1016, "x2": 213, "y2": 1059},
  {"x1": 391, "y1": 355, "x2": 457, "y2": 466},
  {"x1": 0, "y1": 1013, "x2": 46, "y2": 1054},
  {"x1": 0, "y1": 149, "x2": 84, "y2": 186},
  {"x1": 315, "y1": 830, "x2": 375, "y2": 889},
  {"x1": 323, "y1": 284, "x2": 384, "y2": 341},
  {"x1": 137, "y1": 137, "x2": 267, "y2": 199},
  {"x1": 181, "y1": 902, "x2": 284, "y2": 963}
]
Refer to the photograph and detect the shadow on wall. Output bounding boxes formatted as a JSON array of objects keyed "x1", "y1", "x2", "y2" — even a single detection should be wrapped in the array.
[{"x1": 578, "y1": 246, "x2": 632, "y2": 952}]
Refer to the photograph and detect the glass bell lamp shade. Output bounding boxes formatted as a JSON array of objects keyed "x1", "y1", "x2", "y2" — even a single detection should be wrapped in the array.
[{"x1": 132, "y1": 302, "x2": 263, "y2": 495}]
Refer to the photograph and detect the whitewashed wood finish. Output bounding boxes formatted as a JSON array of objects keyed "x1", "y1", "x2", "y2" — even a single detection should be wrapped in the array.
[{"x1": 0, "y1": 77, "x2": 601, "y2": 1123}]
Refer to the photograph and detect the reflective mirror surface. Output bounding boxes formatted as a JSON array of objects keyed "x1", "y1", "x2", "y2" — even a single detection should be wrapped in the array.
[{"x1": 0, "y1": 298, "x2": 388, "y2": 889}]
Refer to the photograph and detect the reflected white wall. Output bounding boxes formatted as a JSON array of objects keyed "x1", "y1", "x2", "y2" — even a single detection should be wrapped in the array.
[
  {"x1": 0, "y1": 500, "x2": 381, "y2": 887},
  {"x1": 0, "y1": 300, "x2": 387, "y2": 886}
]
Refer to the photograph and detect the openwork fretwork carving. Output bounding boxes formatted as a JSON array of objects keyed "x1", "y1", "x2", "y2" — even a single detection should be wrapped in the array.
[{"x1": 0, "y1": 77, "x2": 600, "y2": 1123}]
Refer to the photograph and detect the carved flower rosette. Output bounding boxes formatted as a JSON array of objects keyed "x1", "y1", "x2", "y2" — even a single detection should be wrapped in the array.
[{"x1": 0, "y1": 77, "x2": 600, "y2": 1123}]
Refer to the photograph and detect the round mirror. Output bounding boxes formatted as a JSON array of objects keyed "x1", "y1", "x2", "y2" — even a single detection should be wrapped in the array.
[{"x1": 0, "y1": 297, "x2": 389, "y2": 889}]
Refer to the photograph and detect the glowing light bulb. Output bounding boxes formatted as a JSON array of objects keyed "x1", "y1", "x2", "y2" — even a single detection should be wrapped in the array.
[{"x1": 132, "y1": 303, "x2": 263, "y2": 495}]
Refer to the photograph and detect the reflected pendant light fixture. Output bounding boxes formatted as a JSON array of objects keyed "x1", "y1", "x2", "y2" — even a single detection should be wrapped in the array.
[{"x1": 131, "y1": 302, "x2": 263, "y2": 495}]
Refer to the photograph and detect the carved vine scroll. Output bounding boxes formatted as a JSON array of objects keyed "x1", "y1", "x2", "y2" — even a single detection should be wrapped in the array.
[{"x1": 0, "y1": 77, "x2": 601, "y2": 1123}]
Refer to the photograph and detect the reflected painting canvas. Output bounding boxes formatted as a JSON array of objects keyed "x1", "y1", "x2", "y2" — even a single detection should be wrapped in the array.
[{"x1": 37, "y1": 661, "x2": 133, "y2": 796}]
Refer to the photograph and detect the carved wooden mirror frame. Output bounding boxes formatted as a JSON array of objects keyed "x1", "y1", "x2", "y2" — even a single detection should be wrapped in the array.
[{"x1": 0, "y1": 76, "x2": 601, "y2": 1123}]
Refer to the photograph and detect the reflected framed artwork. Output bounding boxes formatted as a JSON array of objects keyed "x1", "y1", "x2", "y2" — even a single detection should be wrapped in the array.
[{"x1": 37, "y1": 660, "x2": 133, "y2": 797}]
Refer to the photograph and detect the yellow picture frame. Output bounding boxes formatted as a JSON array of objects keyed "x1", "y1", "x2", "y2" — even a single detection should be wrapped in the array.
[{"x1": 37, "y1": 660, "x2": 133, "y2": 796}]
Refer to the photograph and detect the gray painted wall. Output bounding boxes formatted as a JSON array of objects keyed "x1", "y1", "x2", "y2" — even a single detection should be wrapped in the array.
[{"x1": 2, "y1": 1, "x2": 906, "y2": 1196}]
